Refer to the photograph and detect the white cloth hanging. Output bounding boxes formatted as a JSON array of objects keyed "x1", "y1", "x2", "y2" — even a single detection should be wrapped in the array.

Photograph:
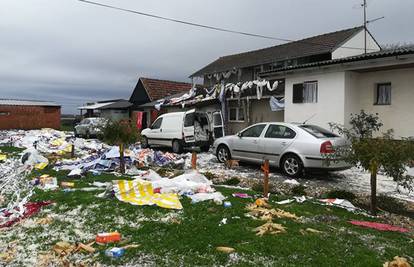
[
  {"x1": 269, "y1": 96, "x2": 285, "y2": 111},
  {"x1": 266, "y1": 81, "x2": 279, "y2": 91}
]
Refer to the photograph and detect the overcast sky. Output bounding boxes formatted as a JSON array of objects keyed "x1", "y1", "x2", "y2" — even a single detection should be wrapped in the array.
[{"x1": 1, "y1": 0, "x2": 413, "y2": 114}]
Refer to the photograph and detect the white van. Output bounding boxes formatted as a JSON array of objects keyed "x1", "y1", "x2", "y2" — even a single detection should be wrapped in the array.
[{"x1": 141, "y1": 109, "x2": 224, "y2": 153}]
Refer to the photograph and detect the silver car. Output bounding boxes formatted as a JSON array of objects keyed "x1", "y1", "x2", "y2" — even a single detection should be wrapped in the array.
[
  {"x1": 74, "y1": 118, "x2": 107, "y2": 138},
  {"x1": 213, "y1": 122, "x2": 351, "y2": 177}
]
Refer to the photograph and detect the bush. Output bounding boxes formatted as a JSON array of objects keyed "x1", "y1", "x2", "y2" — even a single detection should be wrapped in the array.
[
  {"x1": 325, "y1": 190, "x2": 356, "y2": 201},
  {"x1": 224, "y1": 177, "x2": 241, "y2": 186},
  {"x1": 291, "y1": 185, "x2": 307, "y2": 196}
]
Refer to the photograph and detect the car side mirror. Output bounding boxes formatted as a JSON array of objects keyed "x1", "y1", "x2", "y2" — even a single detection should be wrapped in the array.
[{"x1": 237, "y1": 132, "x2": 242, "y2": 138}]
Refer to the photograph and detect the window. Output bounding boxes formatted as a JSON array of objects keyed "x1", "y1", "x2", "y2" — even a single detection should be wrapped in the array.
[
  {"x1": 151, "y1": 118, "x2": 162, "y2": 129},
  {"x1": 253, "y1": 66, "x2": 262, "y2": 79},
  {"x1": 0, "y1": 112, "x2": 10, "y2": 116},
  {"x1": 228, "y1": 107, "x2": 245, "y2": 122},
  {"x1": 292, "y1": 81, "x2": 318, "y2": 103},
  {"x1": 265, "y1": 125, "x2": 296, "y2": 139},
  {"x1": 299, "y1": 125, "x2": 338, "y2": 138},
  {"x1": 184, "y1": 113, "x2": 194, "y2": 127},
  {"x1": 375, "y1": 83, "x2": 391, "y2": 105},
  {"x1": 240, "y1": 124, "x2": 266, "y2": 138}
]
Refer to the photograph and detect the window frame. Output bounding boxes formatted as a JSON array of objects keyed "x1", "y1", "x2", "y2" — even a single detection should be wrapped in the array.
[
  {"x1": 228, "y1": 106, "x2": 245, "y2": 122},
  {"x1": 374, "y1": 82, "x2": 392, "y2": 105}
]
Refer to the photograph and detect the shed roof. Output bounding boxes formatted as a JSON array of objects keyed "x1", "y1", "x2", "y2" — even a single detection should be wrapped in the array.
[
  {"x1": 97, "y1": 100, "x2": 132, "y2": 110},
  {"x1": 140, "y1": 78, "x2": 193, "y2": 101},
  {"x1": 190, "y1": 26, "x2": 364, "y2": 77},
  {"x1": 0, "y1": 99, "x2": 60, "y2": 107},
  {"x1": 78, "y1": 102, "x2": 114, "y2": 110}
]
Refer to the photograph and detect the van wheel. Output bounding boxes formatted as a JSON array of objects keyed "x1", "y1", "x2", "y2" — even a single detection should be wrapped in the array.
[
  {"x1": 172, "y1": 140, "x2": 183, "y2": 154},
  {"x1": 141, "y1": 136, "x2": 149, "y2": 148},
  {"x1": 216, "y1": 145, "x2": 231, "y2": 163},
  {"x1": 281, "y1": 154, "x2": 303, "y2": 178}
]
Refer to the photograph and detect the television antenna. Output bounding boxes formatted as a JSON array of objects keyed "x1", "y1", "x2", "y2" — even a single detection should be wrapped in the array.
[{"x1": 360, "y1": 0, "x2": 385, "y2": 54}]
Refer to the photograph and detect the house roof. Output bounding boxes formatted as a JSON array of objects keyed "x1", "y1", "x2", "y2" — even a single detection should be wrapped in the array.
[
  {"x1": 140, "y1": 78, "x2": 193, "y2": 101},
  {"x1": 259, "y1": 46, "x2": 414, "y2": 76},
  {"x1": 190, "y1": 26, "x2": 364, "y2": 77},
  {"x1": 0, "y1": 99, "x2": 60, "y2": 107},
  {"x1": 97, "y1": 100, "x2": 132, "y2": 110},
  {"x1": 78, "y1": 102, "x2": 115, "y2": 110}
]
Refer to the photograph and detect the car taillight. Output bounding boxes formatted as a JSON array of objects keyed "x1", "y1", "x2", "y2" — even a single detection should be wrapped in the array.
[{"x1": 320, "y1": 141, "x2": 334, "y2": 154}]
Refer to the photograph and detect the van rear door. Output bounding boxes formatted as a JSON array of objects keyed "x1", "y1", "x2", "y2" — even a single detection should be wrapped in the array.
[
  {"x1": 183, "y1": 109, "x2": 196, "y2": 144},
  {"x1": 212, "y1": 111, "x2": 225, "y2": 139}
]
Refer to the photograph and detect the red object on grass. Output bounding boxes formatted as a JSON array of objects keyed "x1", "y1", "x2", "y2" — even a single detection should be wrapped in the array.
[
  {"x1": 0, "y1": 201, "x2": 53, "y2": 228},
  {"x1": 349, "y1": 220, "x2": 410, "y2": 233}
]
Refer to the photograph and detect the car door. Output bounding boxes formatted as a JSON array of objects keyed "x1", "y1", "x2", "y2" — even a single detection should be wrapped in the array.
[
  {"x1": 261, "y1": 124, "x2": 297, "y2": 166},
  {"x1": 147, "y1": 117, "x2": 163, "y2": 146},
  {"x1": 232, "y1": 124, "x2": 267, "y2": 162}
]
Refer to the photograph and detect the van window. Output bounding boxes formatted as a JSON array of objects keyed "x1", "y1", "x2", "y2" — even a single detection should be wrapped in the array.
[
  {"x1": 299, "y1": 125, "x2": 338, "y2": 138},
  {"x1": 151, "y1": 118, "x2": 162, "y2": 129},
  {"x1": 184, "y1": 113, "x2": 194, "y2": 127}
]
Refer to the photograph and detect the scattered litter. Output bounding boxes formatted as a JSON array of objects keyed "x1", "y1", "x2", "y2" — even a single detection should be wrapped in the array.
[
  {"x1": 36, "y1": 216, "x2": 53, "y2": 225},
  {"x1": 96, "y1": 232, "x2": 122, "y2": 244},
  {"x1": 0, "y1": 201, "x2": 52, "y2": 228},
  {"x1": 216, "y1": 247, "x2": 235, "y2": 253},
  {"x1": 53, "y1": 241, "x2": 76, "y2": 256},
  {"x1": 77, "y1": 242, "x2": 96, "y2": 253},
  {"x1": 0, "y1": 241, "x2": 17, "y2": 263},
  {"x1": 254, "y1": 222, "x2": 286, "y2": 236},
  {"x1": 219, "y1": 218, "x2": 228, "y2": 226},
  {"x1": 232, "y1": 192, "x2": 252, "y2": 199},
  {"x1": 61, "y1": 181, "x2": 75, "y2": 188},
  {"x1": 319, "y1": 198, "x2": 356, "y2": 211},
  {"x1": 283, "y1": 179, "x2": 300, "y2": 185},
  {"x1": 349, "y1": 221, "x2": 410, "y2": 233},
  {"x1": 275, "y1": 196, "x2": 306, "y2": 205},
  {"x1": 223, "y1": 201, "x2": 232, "y2": 208},
  {"x1": 113, "y1": 179, "x2": 183, "y2": 209},
  {"x1": 225, "y1": 159, "x2": 239, "y2": 169},
  {"x1": 188, "y1": 192, "x2": 226, "y2": 204},
  {"x1": 301, "y1": 228, "x2": 323, "y2": 234},
  {"x1": 68, "y1": 168, "x2": 82, "y2": 178},
  {"x1": 383, "y1": 256, "x2": 412, "y2": 267},
  {"x1": 0, "y1": 154, "x2": 7, "y2": 162},
  {"x1": 276, "y1": 199, "x2": 294, "y2": 205},
  {"x1": 246, "y1": 205, "x2": 299, "y2": 221},
  {"x1": 254, "y1": 198, "x2": 271, "y2": 208},
  {"x1": 105, "y1": 247, "x2": 125, "y2": 258}
]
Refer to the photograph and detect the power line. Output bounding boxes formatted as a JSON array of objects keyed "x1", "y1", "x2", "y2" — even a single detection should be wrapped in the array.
[{"x1": 78, "y1": 0, "x2": 377, "y2": 52}]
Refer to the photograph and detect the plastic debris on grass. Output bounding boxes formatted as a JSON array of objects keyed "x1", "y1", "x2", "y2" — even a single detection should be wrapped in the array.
[
  {"x1": 254, "y1": 222, "x2": 286, "y2": 236},
  {"x1": 246, "y1": 205, "x2": 300, "y2": 221},
  {"x1": 216, "y1": 247, "x2": 235, "y2": 253},
  {"x1": 349, "y1": 220, "x2": 410, "y2": 233},
  {"x1": 319, "y1": 198, "x2": 356, "y2": 211}
]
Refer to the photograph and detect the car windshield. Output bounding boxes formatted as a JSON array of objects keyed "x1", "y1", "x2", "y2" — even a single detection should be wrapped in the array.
[{"x1": 299, "y1": 125, "x2": 339, "y2": 138}]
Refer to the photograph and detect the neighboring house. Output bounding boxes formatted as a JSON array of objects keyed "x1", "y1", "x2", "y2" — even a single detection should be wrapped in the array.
[
  {"x1": 0, "y1": 99, "x2": 61, "y2": 130},
  {"x1": 97, "y1": 100, "x2": 132, "y2": 121},
  {"x1": 260, "y1": 47, "x2": 414, "y2": 138},
  {"x1": 78, "y1": 99, "x2": 123, "y2": 118},
  {"x1": 129, "y1": 77, "x2": 194, "y2": 129},
  {"x1": 183, "y1": 26, "x2": 378, "y2": 134}
]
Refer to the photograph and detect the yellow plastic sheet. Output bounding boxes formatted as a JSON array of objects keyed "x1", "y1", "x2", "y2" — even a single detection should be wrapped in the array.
[
  {"x1": 0, "y1": 154, "x2": 6, "y2": 161},
  {"x1": 113, "y1": 180, "x2": 182, "y2": 210},
  {"x1": 35, "y1": 162, "x2": 48, "y2": 170}
]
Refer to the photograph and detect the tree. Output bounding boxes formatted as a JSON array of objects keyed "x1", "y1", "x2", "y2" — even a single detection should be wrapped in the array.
[
  {"x1": 100, "y1": 120, "x2": 138, "y2": 174},
  {"x1": 329, "y1": 110, "x2": 414, "y2": 215}
]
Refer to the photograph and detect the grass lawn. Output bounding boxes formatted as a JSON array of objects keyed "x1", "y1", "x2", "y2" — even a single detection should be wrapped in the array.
[
  {"x1": 1, "y1": 146, "x2": 413, "y2": 266},
  {"x1": 18, "y1": 167, "x2": 412, "y2": 266}
]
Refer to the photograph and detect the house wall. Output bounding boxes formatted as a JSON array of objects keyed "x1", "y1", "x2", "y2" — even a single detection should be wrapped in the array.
[
  {"x1": 354, "y1": 67, "x2": 414, "y2": 138},
  {"x1": 0, "y1": 105, "x2": 61, "y2": 130},
  {"x1": 344, "y1": 71, "x2": 360, "y2": 128},
  {"x1": 332, "y1": 29, "x2": 381, "y2": 59},
  {"x1": 284, "y1": 71, "x2": 347, "y2": 129}
]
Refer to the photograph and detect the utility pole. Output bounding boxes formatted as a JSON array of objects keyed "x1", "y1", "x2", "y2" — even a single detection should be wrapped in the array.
[{"x1": 363, "y1": 0, "x2": 367, "y2": 54}]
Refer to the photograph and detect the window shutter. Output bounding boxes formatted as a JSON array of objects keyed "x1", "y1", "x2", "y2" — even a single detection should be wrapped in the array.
[{"x1": 292, "y1": 83, "x2": 304, "y2": 103}]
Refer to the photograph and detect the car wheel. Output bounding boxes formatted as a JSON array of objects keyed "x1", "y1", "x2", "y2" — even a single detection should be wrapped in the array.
[
  {"x1": 141, "y1": 136, "x2": 149, "y2": 149},
  {"x1": 85, "y1": 130, "x2": 90, "y2": 139},
  {"x1": 172, "y1": 140, "x2": 183, "y2": 154},
  {"x1": 281, "y1": 154, "x2": 303, "y2": 178},
  {"x1": 216, "y1": 145, "x2": 231, "y2": 163},
  {"x1": 74, "y1": 129, "x2": 79, "y2": 138}
]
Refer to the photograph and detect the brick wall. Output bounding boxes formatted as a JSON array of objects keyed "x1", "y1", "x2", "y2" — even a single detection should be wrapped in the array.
[{"x1": 0, "y1": 105, "x2": 61, "y2": 130}]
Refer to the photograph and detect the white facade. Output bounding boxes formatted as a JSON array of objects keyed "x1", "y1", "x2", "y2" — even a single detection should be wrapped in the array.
[
  {"x1": 332, "y1": 29, "x2": 381, "y2": 59},
  {"x1": 282, "y1": 63, "x2": 414, "y2": 138}
]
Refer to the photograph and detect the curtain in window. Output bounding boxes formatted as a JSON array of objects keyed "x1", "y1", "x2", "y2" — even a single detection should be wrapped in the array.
[
  {"x1": 377, "y1": 84, "x2": 391, "y2": 104},
  {"x1": 303, "y1": 82, "x2": 318, "y2": 103}
]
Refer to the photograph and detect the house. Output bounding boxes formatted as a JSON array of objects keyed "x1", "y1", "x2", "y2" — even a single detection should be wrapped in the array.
[
  {"x1": 0, "y1": 99, "x2": 61, "y2": 130},
  {"x1": 129, "y1": 77, "x2": 195, "y2": 129},
  {"x1": 187, "y1": 26, "x2": 385, "y2": 135}
]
